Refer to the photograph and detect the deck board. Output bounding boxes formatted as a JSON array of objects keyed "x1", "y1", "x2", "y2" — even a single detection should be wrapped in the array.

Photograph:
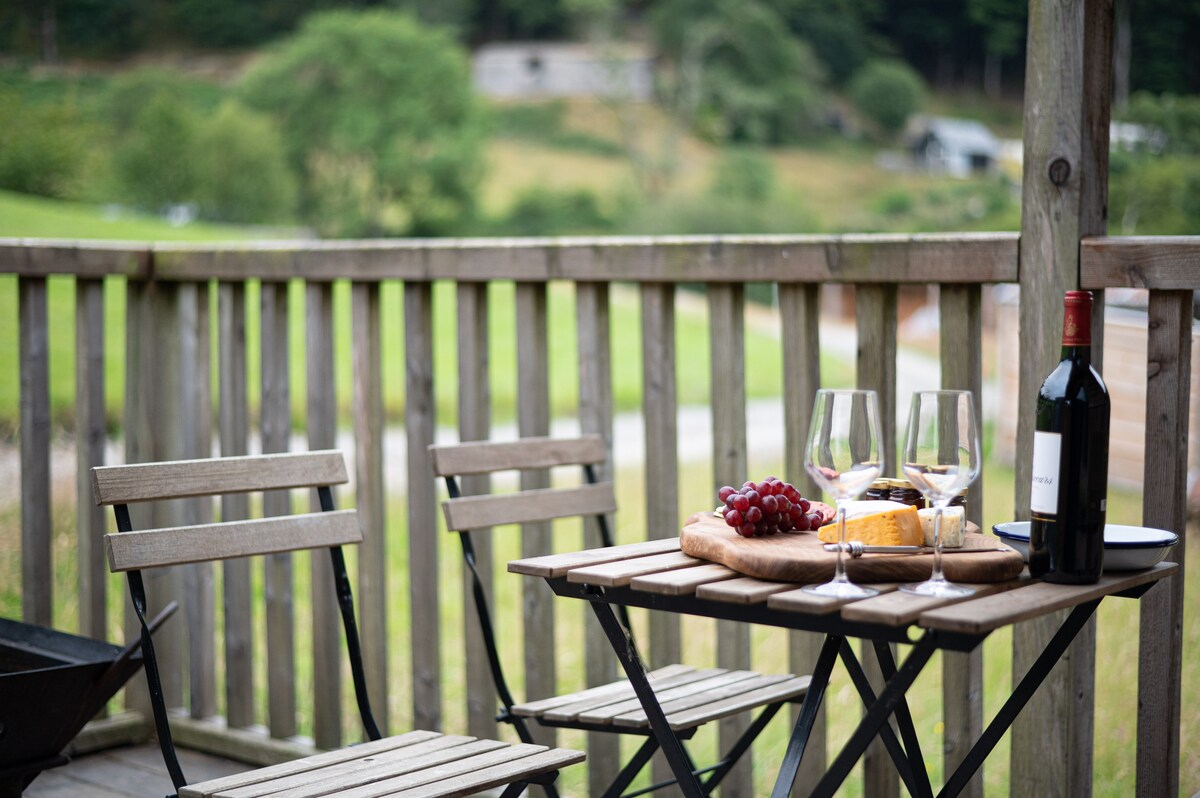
[{"x1": 24, "y1": 743, "x2": 254, "y2": 798}]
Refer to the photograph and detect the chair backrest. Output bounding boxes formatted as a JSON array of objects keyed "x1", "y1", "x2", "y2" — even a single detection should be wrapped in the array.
[
  {"x1": 430, "y1": 435, "x2": 622, "y2": 727},
  {"x1": 431, "y1": 435, "x2": 617, "y2": 532},
  {"x1": 93, "y1": 450, "x2": 379, "y2": 794}
]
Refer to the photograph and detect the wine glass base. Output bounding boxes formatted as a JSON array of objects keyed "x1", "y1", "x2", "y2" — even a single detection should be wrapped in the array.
[
  {"x1": 899, "y1": 580, "x2": 976, "y2": 598},
  {"x1": 802, "y1": 580, "x2": 879, "y2": 599}
]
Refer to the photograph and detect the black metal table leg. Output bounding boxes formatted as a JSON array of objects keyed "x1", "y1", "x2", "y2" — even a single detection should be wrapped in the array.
[
  {"x1": 836, "y1": 640, "x2": 932, "y2": 798},
  {"x1": 587, "y1": 595, "x2": 705, "y2": 798},
  {"x1": 810, "y1": 632, "x2": 939, "y2": 798},
  {"x1": 937, "y1": 599, "x2": 1103, "y2": 798},
  {"x1": 770, "y1": 634, "x2": 843, "y2": 798},
  {"x1": 872, "y1": 639, "x2": 934, "y2": 798}
]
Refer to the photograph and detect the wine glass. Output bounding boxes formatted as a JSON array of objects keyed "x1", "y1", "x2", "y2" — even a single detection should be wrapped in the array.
[
  {"x1": 899, "y1": 390, "x2": 981, "y2": 597},
  {"x1": 803, "y1": 389, "x2": 883, "y2": 598}
]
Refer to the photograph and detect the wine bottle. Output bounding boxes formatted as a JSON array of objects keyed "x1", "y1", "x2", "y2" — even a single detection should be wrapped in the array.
[{"x1": 1029, "y1": 290, "x2": 1111, "y2": 583}]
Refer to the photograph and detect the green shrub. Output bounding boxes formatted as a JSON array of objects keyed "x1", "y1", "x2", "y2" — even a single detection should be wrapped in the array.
[
  {"x1": 192, "y1": 102, "x2": 298, "y2": 223},
  {"x1": 240, "y1": 10, "x2": 484, "y2": 237},
  {"x1": 1119, "y1": 92, "x2": 1200, "y2": 154},
  {"x1": 495, "y1": 187, "x2": 614, "y2": 236},
  {"x1": 1109, "y1": 151, "x2": 1200, "y2": 234},
  {"x1": 710, "y1": 147, "x2": 775, "y2": 202},
  {"x1": 850, "y1": 59, "x2": 926, "y2": 137},
  {"x1": 0, "y1": 91, "x2": 92, "y2": 198},
  {"x1": 873, "y1": 189, "x2": 914, "y2": 217},
  {"x1": 111, "y1": 91, "x2": 201, "y2": 211}
]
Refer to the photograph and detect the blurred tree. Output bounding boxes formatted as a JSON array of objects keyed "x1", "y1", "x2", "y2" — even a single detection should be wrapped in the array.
[
  {"x1": 849, "y1": 58, "x2": 926, "y2": 138},
  {"x1": 193, "y1": 101, "x2": 298, "y2": 223},
  {"x1": 650, "y1": 0, "x2": 828, "y2": 144},
  {"x1": 967, "y1": 0, "x2": 1025, "y2": 97},
  {"x1": 111, "y1": 91, "x2": 200, "y2": 211},
  {"x1": 168, "y1": 0, "x2": 328, "y2": 47},
  {"x1": 239, "y1": 10, "x2": 483, "y2": 236},
  {"x1": 773, "y1": 0, "x2": 885, "y2": 86}
]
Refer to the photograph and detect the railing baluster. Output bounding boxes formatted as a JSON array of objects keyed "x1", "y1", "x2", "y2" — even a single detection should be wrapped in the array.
[
  {"x1": 218, "y1": 280, "x2": 254, "y2": 729},
  {"x1": 307, "y1": 280, "x2": 341, "y2": 748},
  {"x1": 457, "y1": 281, "x2": 496, "y2": 741},
  {"x1": 854, "y1": 282, "x2": 899, "y2": 798},
  {"x1": 402, "y1": 278, "x2": 436, "y2": 733},
  {"x1": 75, "y1": 278, "x2": 106, "y2": 648},
  {"x1": 19, "y1": 275, "x2": 51, "y2": 626},
  {"x1": 779, "y1": 281, "x2": 825, "y2": 795},
  {"x1": 939, "y1": 284, "x2": 984, "y2": 798},
  {"x1": 576, "y1": 280, "x2": 619, "y2": 794},
  {"x1": 1136, "y1": 289, "x2": 1191, "y2": 798},
  {"x1": 708, "y1": 282, "x2": 753, "y2": 798},
  {"x1": 261, "y1": 279, "x2": 296, "y2": 738},
  {"x1": 515, "y1": 280, "x2": 555, "y2": 748}
]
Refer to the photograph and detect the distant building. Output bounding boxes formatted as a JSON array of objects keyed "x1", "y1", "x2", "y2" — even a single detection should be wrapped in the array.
[
  {"x1": 472, "y1": 42, "x2": 654, "y2": 100},
  {"x1": 909, "y1": 117, "x2": 1001, "y2": 177}
]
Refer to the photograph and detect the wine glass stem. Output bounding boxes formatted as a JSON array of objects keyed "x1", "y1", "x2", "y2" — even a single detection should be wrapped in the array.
[
  {"x1": 834, "y1": 505, "x2": 848, "y2": 583},
  {"x1": 930, "y1": 506, "x2": 946, "y2": 583}
]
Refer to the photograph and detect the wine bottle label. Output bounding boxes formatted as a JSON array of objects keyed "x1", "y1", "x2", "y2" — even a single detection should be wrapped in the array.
[{"x1": 1031, "y1": 431, "x2": 1062, "y2": 514}]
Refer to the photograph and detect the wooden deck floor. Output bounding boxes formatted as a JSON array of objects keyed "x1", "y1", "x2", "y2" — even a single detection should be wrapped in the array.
[{"x1": 23, "y1": 743, "x2": 253, "y2": 798}]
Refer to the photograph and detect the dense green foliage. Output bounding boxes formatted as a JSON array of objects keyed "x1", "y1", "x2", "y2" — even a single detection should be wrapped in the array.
[
  {"x1": 0, "y1": 91, "x2": 94, "y2": 198},
  {"x1": 239, "y1": 11, "x2": 483, "y2": 236},
  {"x1": 850, "y1": 59, "x2": 927, "y2": 137}
]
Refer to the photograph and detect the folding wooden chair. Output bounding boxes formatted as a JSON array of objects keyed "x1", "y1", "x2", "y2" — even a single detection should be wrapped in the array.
[
  {"x1": 93, "y1": 450, "x2": 583, "y2": 798},
  {"x1": 430, "y1": 435, "x2": 811, "y2": 797}
]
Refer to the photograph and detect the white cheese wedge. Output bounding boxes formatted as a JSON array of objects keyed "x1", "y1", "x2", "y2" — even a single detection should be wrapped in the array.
[{"x1": 918, "y1": 506, "x2": 965, "y2": 548}]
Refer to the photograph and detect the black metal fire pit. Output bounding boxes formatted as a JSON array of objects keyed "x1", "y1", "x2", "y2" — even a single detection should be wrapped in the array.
[{"x1": 0, "y1": 604, "x2": 175, "y2": 797}]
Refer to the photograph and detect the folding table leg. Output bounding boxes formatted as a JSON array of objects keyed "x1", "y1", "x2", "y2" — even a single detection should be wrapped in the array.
[
  {"x1": 938, "y1": 599, "x2": 1102, "y2": 798},
  {"x1": 770, "y1": 634, "x2": 843, "y2": 798},
  {"x1": 587, "y1": 596, "x2": 705, "y2": 798},
  {"x1": 810, "y1": 632, "x2": 939, "y2": 798},
  {"x1": 837, "y1": 640, "x2": 932, "y2": 798},
  {"x1": 600, "y1": 737, "x2": 659, "y2": 798}
]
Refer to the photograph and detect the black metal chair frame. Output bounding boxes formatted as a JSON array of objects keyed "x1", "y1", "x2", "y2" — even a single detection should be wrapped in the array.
[
  {"x1": 443, "y1": 462, "x2": 798, "y2": 798},
  {"x1": 112, "y1": 485, "x2": 556, "y2": 798}
]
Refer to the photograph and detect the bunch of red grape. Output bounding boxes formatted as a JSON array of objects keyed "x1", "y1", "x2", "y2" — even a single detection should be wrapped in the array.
[{"x1": 719, "y1": 477, "x2": 821, "y2": 537}]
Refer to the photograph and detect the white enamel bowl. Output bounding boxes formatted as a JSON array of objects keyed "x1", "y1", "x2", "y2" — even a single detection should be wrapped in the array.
[{"x1": 992, "y1": 521, "x2": 1178, "y2": 571}]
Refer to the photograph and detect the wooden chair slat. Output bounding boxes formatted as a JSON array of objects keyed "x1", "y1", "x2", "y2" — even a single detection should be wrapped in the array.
[
  {"x1": 613, "y1": 673, "x2": 807, "y2": 729},
  {"x1": 386, "y1": 747, "x2": 587, "y2": 798},
  {"x1": 506, "y1": 538, "x2": 681, "y2": 578},
  {"x1": 430, "y1": 435, "x2": 607, "y2": 476},
  {"x1": 537, "y1": 668, "x2": 724, "y2": 723},
  {"x1": 105, "y1": 511, "x2": 362, "y2": 572},
  {"x1": 326, "y1": 743, "x2": 561, "y2": 798},
  {"x1": 441, "y1": 483, "x2": 616, "y2": 531},
  {"x1": 918, "y1": 563, "x2": 1177, "y2": 634},
  {"x1": 695, "y1": 577, "x2": 796, "y2": 604},
  {"x1": 662, "y1": 676, "x2": 814, "y2": 732},
  {"x1": 177, "y1": 732, "x2": 441, "y2": 797},
  {"x1": 576, "y1": 670, "x2": 758, "y2": 724},
  {"x1": 92, "y1": 451, "x2": 349, "y2": 505},
  {"x1": 630, "y1": 563, "x2": 740, "y2": 595},
  {"x1": 510, "y1": 664, "x2": 693, "y2": 716},
  {"x1": 768, "y1": 584, "x2": 901, "y2": 615},
  {"x1": 565, "y1": 551, "x2": 703, "y2": 587},
  {"x1": 215, "y1": 737, "x2": 486, "y2": 798}
]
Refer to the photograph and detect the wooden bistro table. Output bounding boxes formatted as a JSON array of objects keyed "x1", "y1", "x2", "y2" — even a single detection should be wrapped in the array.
[{"x1": 507, "y1": 517, "x2": 1176, "y2": 798}]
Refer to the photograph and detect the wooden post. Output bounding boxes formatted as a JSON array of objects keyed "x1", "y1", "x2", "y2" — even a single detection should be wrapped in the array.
[
  {"x1": 19, "y1": 276, "x2": 51, "y2": 626},
  {"x1": 1012, "y1": 1, "x2": 1113, "y2": 795}
]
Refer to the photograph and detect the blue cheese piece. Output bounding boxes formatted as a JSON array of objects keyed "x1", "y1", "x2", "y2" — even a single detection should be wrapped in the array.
[{"x1": 918, "y1": 506, "x2": 965, "y2": 548}]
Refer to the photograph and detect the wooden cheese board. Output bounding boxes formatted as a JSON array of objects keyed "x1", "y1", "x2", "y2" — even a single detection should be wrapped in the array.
[{"x1": 680, "y1": 511, "x2": 1025, "y2": 584}]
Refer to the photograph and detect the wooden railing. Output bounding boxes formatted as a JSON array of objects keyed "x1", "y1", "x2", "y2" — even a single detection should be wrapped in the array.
[{"x1": 1, "y1": 233, "x2": 1192, "y2": 797}]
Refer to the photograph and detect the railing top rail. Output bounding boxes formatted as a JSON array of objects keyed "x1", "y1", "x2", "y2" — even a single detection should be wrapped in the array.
[
  {"x1": 1, "y1": 233, "x2": 1018, "y2": 283},
  {"x1": 1082, "y1": 236, "x2": 1200, "y2": 290}
]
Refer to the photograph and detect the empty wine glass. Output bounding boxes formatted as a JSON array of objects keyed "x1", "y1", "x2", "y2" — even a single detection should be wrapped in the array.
[
  {"x1": 803, "y1": 389, "x2": 883, "y2": 598},
  {"x1": 899, "y1": 390, "x2": 982, "y2": 597}
]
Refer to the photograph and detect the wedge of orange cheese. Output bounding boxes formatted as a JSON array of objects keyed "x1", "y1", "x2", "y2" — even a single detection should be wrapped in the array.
[{"x1": 817, "y1": 500, "x2": 923, "y2": 547}]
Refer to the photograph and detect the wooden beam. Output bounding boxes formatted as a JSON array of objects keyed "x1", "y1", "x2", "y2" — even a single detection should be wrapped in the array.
[{"x1": 1081, "y1": 236, "x2": 1200, "y2": 288}]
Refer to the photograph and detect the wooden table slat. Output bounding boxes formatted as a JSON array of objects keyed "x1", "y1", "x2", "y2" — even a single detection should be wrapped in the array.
[
  {"x1": 918, "y1": 563, "x2": 1177, "y2": 634},
  {"x1": 768, "y1": 584, "x2": 901, "y2": 615},
  {"x1": 695, "y1": 577, "x2": 797, "y2": 604},
  {"x1": 507, "y1": 538, "x2": 681, "y2": 578},
  {"x1": 539, "y1": 668, "x2": 724, "y2": 723},
  {"x1": 630, "y1": 562, "x2": 741, "y2": 595},
  {"x1": 511, "y1": 664, "x2": 693, "y2": 716},
  {"x1": 565, "y1": 550, "x2": 702, "y2": 587},
  {"x1": 839, "y1": 576, "x2": 1033, "y2": 627}
]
